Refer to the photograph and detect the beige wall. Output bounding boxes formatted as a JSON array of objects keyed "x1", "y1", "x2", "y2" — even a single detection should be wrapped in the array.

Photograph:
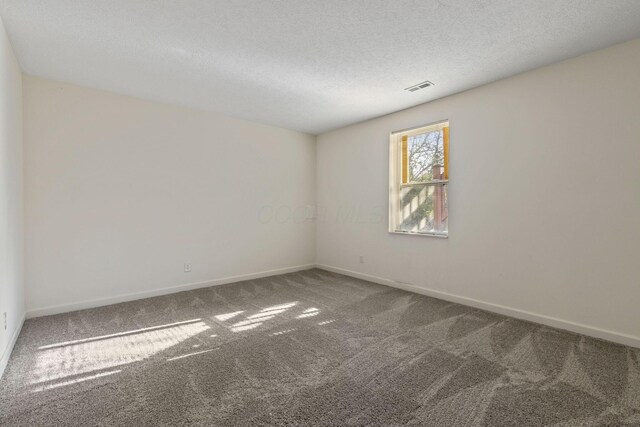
[
  {"x1": 316, "y1": 39, "x2": 640, "y2": 346},
  {"x1": 24, "y1": 76, "x2": 316, "y2": 315},
  {"x1": 0, "y1": 17, "x2": 24, "y2": 376}
]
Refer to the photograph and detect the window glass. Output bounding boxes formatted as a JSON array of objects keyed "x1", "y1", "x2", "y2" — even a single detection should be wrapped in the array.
[
  {"x1": 406, "y1": 130, "x2": 445, "y2": 183},
  {"x1": 390, "y1": 121, "x2": 449, "y2": 237}
]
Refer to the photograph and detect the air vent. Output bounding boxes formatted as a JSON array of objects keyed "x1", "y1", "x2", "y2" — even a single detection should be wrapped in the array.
[{"x1": 404, "y1": 80, "x2": 434, "y2": 92}]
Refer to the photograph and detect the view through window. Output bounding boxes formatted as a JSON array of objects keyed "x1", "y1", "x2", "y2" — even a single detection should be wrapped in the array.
[{"x1": 389, "y1": 121, "x2": 449, "y2": 236}]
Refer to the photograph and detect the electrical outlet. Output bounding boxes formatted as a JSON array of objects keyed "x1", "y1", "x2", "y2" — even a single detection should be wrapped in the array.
[
  {"x1": 184, "y1": 263, "x2": 192, "y2": 273},
  {"x1": 3, "y1": 312, "x2": 6, "y2": 330},
  {"x1": 359, "y1": 255, "x2": 364, "y2": 264}
]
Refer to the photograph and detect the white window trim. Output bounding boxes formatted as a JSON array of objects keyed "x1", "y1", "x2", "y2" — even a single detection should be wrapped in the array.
[{"x1": 388, "y1": 120, "x2": 449, "y2": 238}]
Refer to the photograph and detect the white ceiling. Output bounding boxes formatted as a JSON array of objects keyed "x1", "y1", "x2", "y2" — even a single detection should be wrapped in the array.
[{"x1": 2, "y1": 1, "x2": 640, "y2": 134}]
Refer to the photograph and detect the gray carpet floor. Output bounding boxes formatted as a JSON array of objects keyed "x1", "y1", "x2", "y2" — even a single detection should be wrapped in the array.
[{"x1": 1, "y1": 268, "x2": 639, "y2": 426}]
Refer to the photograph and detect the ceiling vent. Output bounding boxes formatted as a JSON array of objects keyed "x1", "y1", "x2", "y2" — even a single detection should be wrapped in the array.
[{"x1": 404, "y1": 80, "x2": 434, "y2": 92}]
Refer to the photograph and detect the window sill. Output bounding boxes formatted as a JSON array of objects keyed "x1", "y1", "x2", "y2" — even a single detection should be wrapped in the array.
[
  {"x1": 400, "y1": 180, "x2": 448, "y2": 188},
  {"x1": 389, "y1": 230, "x2": 448, "y2": 239}
]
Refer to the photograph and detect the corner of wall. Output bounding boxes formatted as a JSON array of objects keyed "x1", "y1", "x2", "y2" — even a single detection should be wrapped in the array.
[{"x1": 312, "y1": 133, "x2": 319, "y2": 265}]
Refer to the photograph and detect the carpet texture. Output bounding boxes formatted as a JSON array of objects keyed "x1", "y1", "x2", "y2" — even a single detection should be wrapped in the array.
[{"x1": 1, "y1": 269, "x2": 639, "y2": 426}]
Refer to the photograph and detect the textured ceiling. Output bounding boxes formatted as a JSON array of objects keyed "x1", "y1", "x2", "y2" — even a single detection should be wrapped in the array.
[{"x1": 2, "y1": 1, "x2": 640, "y2": 134}]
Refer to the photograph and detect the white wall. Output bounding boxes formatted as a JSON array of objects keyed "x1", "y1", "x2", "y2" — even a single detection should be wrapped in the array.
[
  {"x1": 316, "y1": 39, "x2": 640, "y2": 346},
  {"x1": 24, "y1": 76, "x2": 316, "y2": 315},
  {"x1": 0, "y1": 17, "x2": 24, "y2": 377}
]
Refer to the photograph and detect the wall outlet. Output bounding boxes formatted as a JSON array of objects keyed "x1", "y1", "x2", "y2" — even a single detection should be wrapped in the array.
[
  {"x1": 359, "y1": 255, "x2": 364, "y2": 264},
  {"x1": 3, "y1": 312, "x2": 6, "y2": 330},
  {"x1": 184, "y1": 263, "x2": 192, "y2": 273}
]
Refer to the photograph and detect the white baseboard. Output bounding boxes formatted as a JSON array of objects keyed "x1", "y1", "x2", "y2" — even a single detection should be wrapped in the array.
[
  {"x1": 0, "y1": 312, "x2": 26, "y2": 380},
  {"x1": 316, "y1": 264, "x2": 640, "y2": 349},
  {"x1": 27, "y1": 264, "x2": 315, "y2": 318}
]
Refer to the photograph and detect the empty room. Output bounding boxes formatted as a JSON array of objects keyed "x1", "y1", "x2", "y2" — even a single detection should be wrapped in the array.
[{"x1": 1, "y1": 1, "x2": 640, "y2": 425}]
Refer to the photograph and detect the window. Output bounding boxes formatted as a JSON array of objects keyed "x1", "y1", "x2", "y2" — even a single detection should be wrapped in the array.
[{"x1": 389, "y1": 120, "x2": 449, "y2": 237}]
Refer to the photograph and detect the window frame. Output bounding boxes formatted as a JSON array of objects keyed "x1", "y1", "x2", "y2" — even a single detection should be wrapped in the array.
[{"x1": 388, "y1": 120, "x2": 450, "y2": 238}]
